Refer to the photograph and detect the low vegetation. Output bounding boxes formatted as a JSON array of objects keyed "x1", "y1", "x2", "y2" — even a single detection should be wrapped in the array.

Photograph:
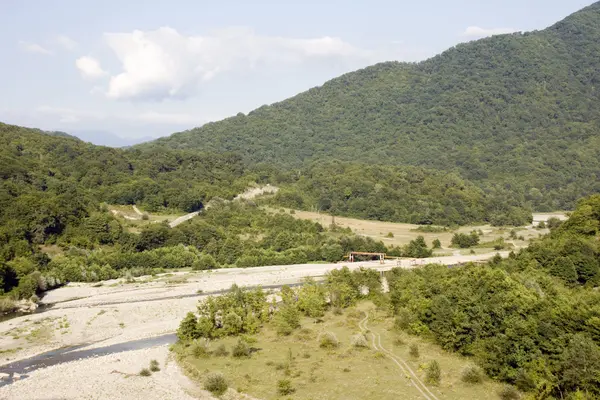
[
  {"x1": 172, "y1": 195, "x2": 600, "y2": 399},
  {"x1": 203, "y1": 372, "x2": 228, "y2": 396}
]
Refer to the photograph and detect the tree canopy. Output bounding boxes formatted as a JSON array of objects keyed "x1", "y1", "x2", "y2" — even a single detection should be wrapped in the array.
[{"x1": 146, "y1": 3, "x2": 600, "y2": 211}]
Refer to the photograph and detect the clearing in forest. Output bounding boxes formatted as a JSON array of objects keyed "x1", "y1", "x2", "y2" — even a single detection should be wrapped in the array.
[{"x1": 174, "y1": 302, "x2": 505, "y2": 400}]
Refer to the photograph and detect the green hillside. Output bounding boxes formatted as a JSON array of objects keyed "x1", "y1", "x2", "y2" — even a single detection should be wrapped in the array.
[
  {"x1": 270, "y1": 161, "x2": 530, "y2": 226},
  {"x1": 147, "y1": 2, "x2": 600, "y2": 212}
]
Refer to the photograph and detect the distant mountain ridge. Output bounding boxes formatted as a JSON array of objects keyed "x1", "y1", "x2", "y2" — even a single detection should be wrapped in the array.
[{"x1": 144, "y1": 2, "x2": 600, "y2": 211}]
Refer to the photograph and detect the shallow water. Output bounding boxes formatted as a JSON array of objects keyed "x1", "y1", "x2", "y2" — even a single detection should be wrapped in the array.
[{"x1": 0, "y1": 333, "x2": 177, "y2": 387}]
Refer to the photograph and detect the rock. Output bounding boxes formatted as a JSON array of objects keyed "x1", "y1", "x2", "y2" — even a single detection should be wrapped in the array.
[{"x1": 15, "y1": 300, "x2": 38, "y2": 313}]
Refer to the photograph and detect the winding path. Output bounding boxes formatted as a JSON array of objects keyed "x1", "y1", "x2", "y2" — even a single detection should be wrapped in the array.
[{"x1": 359, "y1": 312, "x2": 440, "y2": 400}]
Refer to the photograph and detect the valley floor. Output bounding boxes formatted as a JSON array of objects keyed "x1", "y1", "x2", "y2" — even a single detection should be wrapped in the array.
[{"x1": 0, "y1": 253, "x2": 504, "y2": 399}]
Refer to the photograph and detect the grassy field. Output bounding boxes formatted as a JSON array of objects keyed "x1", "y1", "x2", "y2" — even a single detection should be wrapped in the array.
[
  {"x1": 266, "y1": 208, "x2": 550, "y2": 251},
  {"x1": 107, "y1": 204, "x2": 184, "y2": 233},
  {"x1": 175, "y1": 302, "x2": 506, "y2": 400}
]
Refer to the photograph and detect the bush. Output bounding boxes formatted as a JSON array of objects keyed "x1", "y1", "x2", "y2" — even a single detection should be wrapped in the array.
[
  {"x1": 409, "y1": 343, "x2": 419, "y2": 358},
  {"x1": 351, "y1": 334, "x2": 369, "y2": 348},
  {"x1": 432, "y1": 239, "x2": 442, "y2": 249},
  {"x1": 537, "y1": 221, "x2": 546, "y2": 229},
  {"x1": 275, "y1": 319, "x2": 294, "y2": 336},
  {"x1": 139, "y1": 368, "x2": 151, "y2": 377},
  {"x1": 193, "y1": 253, "x2": 218, "y2": 270},
  {"x1": 232, "y1": 339, "x2": 250, "y2": 358},
  {"x1": 0, "y1": 297, "x2": 18, "y2": 314},
  {"x1": 277, "y1": 379, "x2": 295, "y2": 395},
  {"x1": 547, "y1": 217, "x2": 563, "y2": 229},
  {"x1": 425, "y1": 360, "x2": 441, "y2": 385},
  {"x1": 141, "y1": 214, "x2": 150, "y2": 221},
  {"x1": 394, "y1": 309, "x2": 412, "y2": 331},
  {"x1": 189, "y1": 340, "x2": 211, "y2": 358},
  {"x1": 214, "y1": 344, "x2": 229, "y2": 357},
  {"x1": 204, "y1": 372, "x2": 228, "y2": 396},
  {"x1": 386, "y1": 232, "x2": 394, "y2": 238},
  {"x1": 498, "y1": 385, "x2": 520, "y2": 400},
  {"x1": 451, "y1": 232, "x2": 480, "y2": 248},
  {"x1": 319, "y1": 332, "x2": 339, "y2": 349},
  {"x1": 461, "y1": 365, "x2": 483, "y2": 384},
  {"x1": 149, "y1": 359, "x2": 160, "y2": 372},
  {"x1": 177, "y1": 312, "x2": 199, "y2": 341}
]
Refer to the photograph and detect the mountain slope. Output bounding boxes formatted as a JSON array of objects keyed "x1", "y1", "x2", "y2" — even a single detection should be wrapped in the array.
[{"x1": 147, "y1": 2, "x2": 600, "y2": 211}]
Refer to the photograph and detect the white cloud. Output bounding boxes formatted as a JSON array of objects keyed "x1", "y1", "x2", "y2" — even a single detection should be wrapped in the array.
[
  {"x1": 462, "y1": 26, "x2": 519, "y2": 38},
  {"x1": 99, "y1": 27, "x2": 372, "y2": 101},
  {"x1": 56, "y1": 35, "x2": 78, "y2": 51},
  {"x1": 18, "y1": 41, "x2": 52, "y2": 55},
  {"x1": 75, "y1": 56, "x2": 107, "y2": 79}
]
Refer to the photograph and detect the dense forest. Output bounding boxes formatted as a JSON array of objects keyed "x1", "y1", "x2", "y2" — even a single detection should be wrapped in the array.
[
  {"x1": 269, "y1": 161, "x2": 531, "y2": 226},
  {"x1": 387, "y1": 195, "x2": 600, "y2": 398},
  {"x1": 146, "y1": 2, "x2": 600, "y2": 211}
]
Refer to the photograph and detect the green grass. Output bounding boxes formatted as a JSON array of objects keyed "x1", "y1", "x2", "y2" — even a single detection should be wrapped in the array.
[{"x1": 174, "y1": 302, "x2": 505, "y2": 400}]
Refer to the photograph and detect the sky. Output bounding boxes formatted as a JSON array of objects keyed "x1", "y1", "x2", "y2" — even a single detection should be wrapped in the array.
[{"x1": 0, "y1": 0, "x2": 593, "y2": 144}]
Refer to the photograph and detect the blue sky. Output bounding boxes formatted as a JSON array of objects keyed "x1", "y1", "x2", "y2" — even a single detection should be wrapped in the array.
[{"x1": 0, "y1": 0, "x2": 593, "y2": 143}]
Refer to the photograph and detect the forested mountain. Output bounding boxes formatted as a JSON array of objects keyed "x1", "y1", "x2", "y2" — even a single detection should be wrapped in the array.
[
  {"x1": 147, "y1": 2, "x2": 600, "y2": 211},
  {"x1": 0, "y1": 121, "x2": 250, "y2": 268},
  {"x1": 0, "y1": 123, "x2": 417, "y2": 301}
]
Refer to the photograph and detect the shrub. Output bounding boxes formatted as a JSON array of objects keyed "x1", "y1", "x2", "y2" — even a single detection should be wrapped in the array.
[
  {"x1": 351, "y1": 334, "x2": 369, "y2": 348},
  {"x1": 213, "y1": 344, "x2": 229, "y2": 357},
  {"x1": 409, "y1": 343, "x2": 420, "y2": 358},
  {"x1": 425, "y1": 360, "x2": 441, "y2": 385},
  {"x1": 0, "y1": 297, "x2": 18, "y2": 314},
  {"x1": 547, "y1": 217, "x2": 563, "y2": 229},
  {"x1": 177, "y1": 312, "x2": 199, "y2": 341},
  {"x1": 432, "y1": 239, "x2": 442, "y2": 249},
  {"x1": 319, "y1": 332, "x2": 339, "y2": 349},
  {"x1": 274, "y1": 305, "x2": 301, "y2": 335},
  {"x1": 275, "y1": 319, "x2": 294, "y2": 336},
  {"x1": 189, "y1": 339, "x2": 211, "y2": 358},
  {"x1": 394, "y1": 309, "x2": 412, "y2": 331},
  {"x1": 386, "y1": 232, "x2": 394, "y2": 238},
  {"x1": 461, "y1": 365, "x2": 483, "y2": 384},
  {"x1": 393, "y1": 337, "x2": 405, "y2": 346},
  {"x1": 296, "y1": 327, "x2": 315, "y2": 341},
  {"x1": 149, "y1": 359, "x2": 160, "y2": 372},
  {"x1": 193, "y1": 253, "x2": 218, "y2": 270},
  {"x1": 141, "y1": 214, "x2": 150, "y2": 221},
  {"x1": 232, "y1": 339, "x2": 250, "y2": 358},
  {"x1": 139, "y1": 368, "x2": 151, "y2": 377},
  {"x1": 204, "y1": 372, "x2": 228, "y2": 396},
  {"x1": 277, "y1": 379, "x2": 295, "y2": 395},
  {"x1": 498, "y1": 385, "x2": 520, "y2": 400},
  {"x1": 451, "y1": 232, "x2": 480, "y2": 248},
  {"x1": 346, "y1": 309, "x2": 365, "y2": 320}
]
